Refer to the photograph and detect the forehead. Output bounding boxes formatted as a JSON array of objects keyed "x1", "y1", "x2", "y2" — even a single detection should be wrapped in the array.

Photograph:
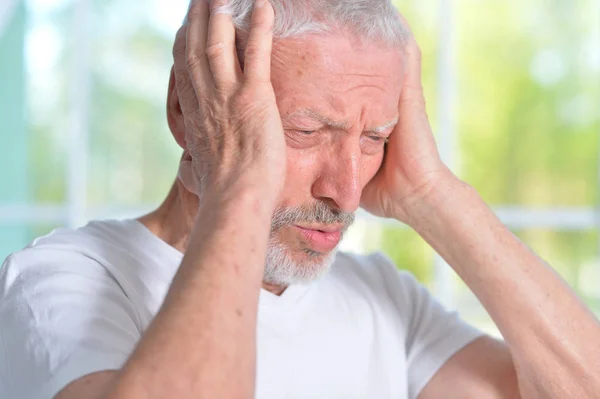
[{"x1": 270, "y1": 32, "x2": 404, "y2": 124}]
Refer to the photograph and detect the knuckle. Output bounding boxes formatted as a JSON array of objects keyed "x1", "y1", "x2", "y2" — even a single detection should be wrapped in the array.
[
  {"x1": 175, "y1": 76, "x2": 192, "y2": 93},
  {"x1": 244, "y1": 43, "x2": 263, "y2": 60},
  {"x1": 249, "y1": 18, "x2": 274, "y2": 33},
  {"x1": 211, "y1": 87, "x2": 230, "y2": 105},
  {"x1": 186, "y1": 52, "x2": 206, "y2": 69},
  {"x1": 232, "y1": 91, "x2": 251, "y2": 109},
  {"x1": 205, "y1": 43, "x2": 225, "y2": 62},
  {"x1": 234, "y1": 85, "x2": 258, "y2": 102}
]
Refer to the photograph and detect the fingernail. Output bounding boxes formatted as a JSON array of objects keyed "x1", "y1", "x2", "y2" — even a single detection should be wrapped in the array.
[{"x1": 255, "y1": 0, "x2": 266, "y2": 8}]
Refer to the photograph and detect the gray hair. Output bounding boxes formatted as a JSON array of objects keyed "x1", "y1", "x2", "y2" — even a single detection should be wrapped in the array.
[{"x1": 187, "y1": 0, "x2": 409, "y2": 48}]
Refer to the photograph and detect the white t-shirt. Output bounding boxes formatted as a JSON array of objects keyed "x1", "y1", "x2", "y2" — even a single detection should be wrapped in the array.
[{"x1": 0, "y1": 219, "x2": 482, "y2": 399}]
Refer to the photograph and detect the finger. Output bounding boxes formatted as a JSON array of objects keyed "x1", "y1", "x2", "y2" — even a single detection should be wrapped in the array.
[
  {"x1": 243, "y1": 0, "x2": 275, "y2": 83},
  {"x1": 186, "y1": 0, "x2": 212, "y2": 91},
  {"x1": 396, "y1": 12, "x2": 422, "y2": 89},
  {"x1": 173, "y1": 26, "x2": 199, "y2": 117},
  {"x1": 206, "y1": 0, "x2": 243, "y2": 89}
]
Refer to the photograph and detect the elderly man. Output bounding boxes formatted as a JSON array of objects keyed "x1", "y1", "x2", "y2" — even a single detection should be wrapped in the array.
[{"x1": 1, "y1": 0, "x2": 599, "y2": 398}]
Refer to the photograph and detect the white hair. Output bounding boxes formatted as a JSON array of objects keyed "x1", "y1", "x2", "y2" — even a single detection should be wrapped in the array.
[{"x1": 187, "y1": 0, "x2": 409, "y2": 48}]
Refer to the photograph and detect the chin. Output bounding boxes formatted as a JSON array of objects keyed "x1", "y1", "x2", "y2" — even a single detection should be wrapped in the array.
[{"x1": 263, "y1": 236, "x2": 338, "y2": 286}]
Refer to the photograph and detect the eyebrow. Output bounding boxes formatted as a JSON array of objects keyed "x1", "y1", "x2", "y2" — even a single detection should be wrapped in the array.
[
  {"x1": 366, "y1": 119, "x2": 399, "y2": 134},
  {"x1": 287, "y1": 108, "x2": 398, "y2": 134}
]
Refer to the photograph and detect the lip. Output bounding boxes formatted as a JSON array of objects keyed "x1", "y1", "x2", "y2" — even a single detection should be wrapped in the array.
[
  {"x1": 294, "y1": 225, "x2": 342, "y2": 253},
  {"x1": 295, "y1": 224, "x2": 345, "y2": 233}
]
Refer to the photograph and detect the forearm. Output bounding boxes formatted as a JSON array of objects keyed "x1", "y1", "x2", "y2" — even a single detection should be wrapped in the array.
[
  {"x1": 107, "y1": 189, "x2": 273, "y2": 399},
  {"x1": 407, "y1": 174, "x2": 600, "y2": 398}
]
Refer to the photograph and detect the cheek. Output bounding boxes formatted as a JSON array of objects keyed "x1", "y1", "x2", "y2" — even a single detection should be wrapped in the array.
[
  {"x1": 361, "y1": 152, "x2": 385, "y2": 187},
  {"x1": 279, "y1": 148, "x2": 320, "y2": 205}
]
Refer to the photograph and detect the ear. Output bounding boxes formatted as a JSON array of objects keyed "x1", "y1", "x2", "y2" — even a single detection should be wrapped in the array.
[
  {"x1": 167, "y1": 66, "x2": 187, "y2": 150},
  {"x1": 178, "y1": 151, "x2": 199, "y2": 195}
]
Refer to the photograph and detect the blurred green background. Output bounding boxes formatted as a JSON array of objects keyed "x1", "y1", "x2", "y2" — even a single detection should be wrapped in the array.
[{"x1": 1, "y1": 0, "x2": 599, "y2": 334}]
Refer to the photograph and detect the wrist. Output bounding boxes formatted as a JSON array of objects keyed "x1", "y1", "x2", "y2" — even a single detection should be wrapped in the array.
[
  {"x1": 403, "y1": 171, "x2": 474, "y2": 229},
  {"x1": 188, "y1": 185, "x2": 275, "y2": 276},
  {"x1": 199, "y1": 177, "x2": 279, "y2": 218},
  {"x1": 401, "y1": 174, "x2": 496, "y2": 274},
  {"x1": 200, "y1": 188, "x2": 276, "y2": 222},
  {"x1": 199, "y1": 163, "x2": 284, "y2": 207}
]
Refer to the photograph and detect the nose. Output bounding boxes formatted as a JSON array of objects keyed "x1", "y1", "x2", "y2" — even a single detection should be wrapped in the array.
[{"x1": 311, "y1": 144, "x2": 362, "y2": 214}]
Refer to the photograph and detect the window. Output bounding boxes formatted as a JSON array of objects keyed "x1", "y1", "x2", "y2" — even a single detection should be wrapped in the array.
[{"x1": 1, "y1": 0, "x2": 599, "y2": 334}]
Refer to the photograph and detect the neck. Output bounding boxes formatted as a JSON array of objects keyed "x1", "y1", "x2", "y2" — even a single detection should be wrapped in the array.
[{"x1": 138, "y1": 180, "x2": 287, "y2": 296}]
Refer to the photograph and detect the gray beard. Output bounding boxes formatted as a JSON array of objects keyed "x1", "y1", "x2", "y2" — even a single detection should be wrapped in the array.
[
  {"x1": 262, "y1": 235, "x2": 338, "y2": 286},
  {"x1": 262, "y1": 201, "x2": 355, "y2": 287}
]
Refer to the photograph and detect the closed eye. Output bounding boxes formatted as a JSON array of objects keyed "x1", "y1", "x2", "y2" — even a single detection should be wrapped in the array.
[
  {"x1": 368, "y1": 135, "x2": 390, "y2": 144},
  {"x1": 284, "y1": 129, "x2": 324, "y2": 149}
]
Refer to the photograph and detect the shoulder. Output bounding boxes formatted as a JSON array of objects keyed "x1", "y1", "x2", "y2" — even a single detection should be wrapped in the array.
[
  {"x1": 2, "y1": 223, "x2": 108, "y2": 285},
  {"x1": 0, "y1": 219, "x2": 157, "y2": 310},
  {"x1": 0, "y1": 221, "x2": 147, "y2": 399},
  {"x1": 0, "y1": 220, "x2": 141, "y2": 304},
  {"x1": 25, "y1": 219, "x2": 140, "y2": 259},
  {"x1": 1, "y1": 220, "x2": 131, "y2": 282},
  {"x1": 0, "y1": 219, "x2": 178, "y2": 327}
]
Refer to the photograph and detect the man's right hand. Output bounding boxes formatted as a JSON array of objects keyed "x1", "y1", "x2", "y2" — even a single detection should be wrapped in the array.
[
  {"x1": 55, "y1": 3, "x2": 284, "y2": 398},
  {"x1": 173, "y1": 0, "x2": 286, "y2": 209}
]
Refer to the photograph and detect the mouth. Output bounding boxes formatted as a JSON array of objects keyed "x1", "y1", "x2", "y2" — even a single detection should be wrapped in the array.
[{"x1": 293, "y1": 225, "x2": 343, "y2": 253}]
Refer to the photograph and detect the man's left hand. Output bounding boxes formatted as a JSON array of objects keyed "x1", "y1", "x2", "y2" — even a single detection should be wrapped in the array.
[{"x1": 360, "y1": 16, "x2": 455, "y2": 225}]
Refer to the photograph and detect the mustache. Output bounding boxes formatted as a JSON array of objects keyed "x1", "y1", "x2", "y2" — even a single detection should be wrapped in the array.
[{"x1": 271, "y1": 201, "x2": 355, "y2": 232}]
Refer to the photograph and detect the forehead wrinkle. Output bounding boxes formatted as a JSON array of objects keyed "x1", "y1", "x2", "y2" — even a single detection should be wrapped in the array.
[
  {"x1": 346, "y1": 72, "x2": 387, "y2": 78},
  {"x1": 336, "y1": 83, "x2": 389, "y2": 95},
  {"x1": 331, "y1": 70, "x2": 389, "y2": 79}
]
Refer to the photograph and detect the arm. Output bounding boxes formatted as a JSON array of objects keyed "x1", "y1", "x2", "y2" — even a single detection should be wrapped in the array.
[
  {"x1": 57, "y1": 1, "x2": 285, "y2": 398},
  {"x1": 107, "y1": 192, "x2": 273, "y2": 398},
  {"x1": 413, "y1": 175, "x2": 600, "y2": 398},
  {"x1": 362, "y1": 14, "x2": 600, "y2": 399},
  {"x1": 419, "y1": 336, "x2": 520, "y2": 399},
  {"x1": 59, "y1": 192, "x2": 273, "y2": 399}
]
